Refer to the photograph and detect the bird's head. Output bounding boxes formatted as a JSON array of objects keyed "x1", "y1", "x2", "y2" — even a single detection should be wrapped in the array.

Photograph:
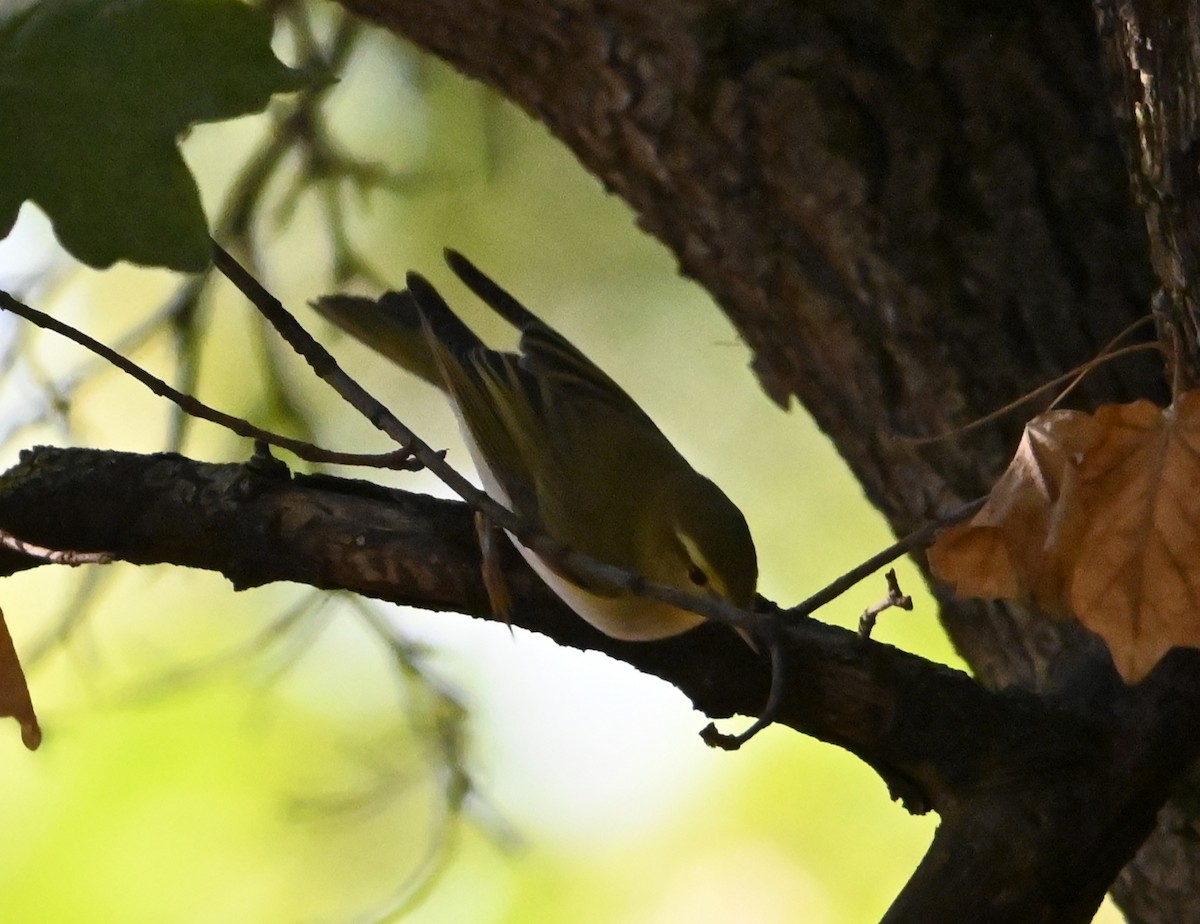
[{"x1": 643, "y1": 471, "x2": 758, "y2": 610}]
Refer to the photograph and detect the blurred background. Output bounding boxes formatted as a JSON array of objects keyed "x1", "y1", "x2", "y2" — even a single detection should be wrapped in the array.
[{"x1": 0, "y1": 12, "x2": 1113, "y2": 924}]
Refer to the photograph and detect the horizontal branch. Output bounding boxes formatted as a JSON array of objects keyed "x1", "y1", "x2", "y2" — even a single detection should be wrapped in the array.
[{"x1": 0, "y1": 447, "x2": 1135, "y2": 793}]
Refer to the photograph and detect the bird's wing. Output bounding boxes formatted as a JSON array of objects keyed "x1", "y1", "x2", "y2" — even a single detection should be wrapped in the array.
[
  {"x1": 405, "y1": 272, "x2": 541, "y2": 516},
  {"x1": 444, "y1": 250, "x2": 658, "y2": 426}
]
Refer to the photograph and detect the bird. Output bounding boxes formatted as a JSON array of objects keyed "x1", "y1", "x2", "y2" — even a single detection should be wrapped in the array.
[{"x1": 312, "y1": 250, "x2": 758, "y2": 644}]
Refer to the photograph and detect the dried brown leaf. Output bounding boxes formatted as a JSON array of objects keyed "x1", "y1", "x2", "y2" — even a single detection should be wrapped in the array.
[
  {"x1": 929, "y1": 392, "x2": 1200, "y2": 682},
  {"x1": 1063, "y1": 393, "x2": 1200, "y2": 681},
  {"x1": 928, "y1": 410, "x2": 1099, "y2": 614}
]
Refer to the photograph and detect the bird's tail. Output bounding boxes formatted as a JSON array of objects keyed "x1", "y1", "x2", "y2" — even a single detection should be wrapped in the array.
[{"x1": 312, "y1": 271, "x2": 487, "y2": 391}]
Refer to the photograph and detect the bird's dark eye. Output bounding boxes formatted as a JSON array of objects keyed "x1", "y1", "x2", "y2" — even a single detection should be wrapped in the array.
[{"x1": 687, "y1": 564, "x2": 709, "y2": 587}]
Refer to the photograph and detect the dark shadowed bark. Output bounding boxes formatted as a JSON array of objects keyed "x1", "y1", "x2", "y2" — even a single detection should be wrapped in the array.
[{"x1": 4, "y1": 1, "x2": 1200, "y2": 921}]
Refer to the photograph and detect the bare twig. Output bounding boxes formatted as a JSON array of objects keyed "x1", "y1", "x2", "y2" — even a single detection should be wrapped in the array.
[
  {"x1": 784, "y1": 496, "x2": 984, "y2": 622},
  {"x1": 1047, "y1": 316, "x2": 1161, "y2": 411},
  {"x1": 858, "y1": 568, "x2": 913, "y2": 639},
  {"x1": 899, "y1": 336, "x2": 1160, "y2": 447},
  {"x1": 0, "y1": 290, "x2": 423, "y2": 471},
  {"x1": 0, "y1": 527, "x2": 113, "y2": 565}
]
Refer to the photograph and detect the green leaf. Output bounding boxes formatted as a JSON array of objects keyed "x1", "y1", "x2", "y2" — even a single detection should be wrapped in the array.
[{"x1": 0, "y1": 0, "x2": 311, "y2": 272}]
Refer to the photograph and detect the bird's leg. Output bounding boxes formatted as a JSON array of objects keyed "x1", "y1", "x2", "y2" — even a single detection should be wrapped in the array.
[
  {"x1": 475, "y1": 510, "x2": 514, "y2": 632},
  {"x1": 699, "y1": 620, "x2": 785, "y2": 750}
]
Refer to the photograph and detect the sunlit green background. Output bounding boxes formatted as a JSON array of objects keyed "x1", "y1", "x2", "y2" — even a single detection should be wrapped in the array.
[{"x1": 0, "y1": 27, "x2": 1123, "y2": 924}]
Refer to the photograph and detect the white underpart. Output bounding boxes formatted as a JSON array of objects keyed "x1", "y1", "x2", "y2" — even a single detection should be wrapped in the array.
[{"x1": 458, "y1": 424, "x2": 704, "y2": 641}]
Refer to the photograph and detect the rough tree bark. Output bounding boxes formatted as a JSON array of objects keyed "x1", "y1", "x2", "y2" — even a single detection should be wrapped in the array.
[{"x1": 3, "y1": 0, "x2": 1200, "y2": 921}]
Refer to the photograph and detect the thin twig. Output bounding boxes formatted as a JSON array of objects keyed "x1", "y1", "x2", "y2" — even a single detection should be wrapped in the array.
[
  {"x1": 858, "y1": 568, "x2": 913, "y2": 639},
  {"x1": 0, "y1": 290, "x2": 422, "y2": 471},
  {"x1": 211, "y1": 242, "x2": 494, "y2": 507},
  {"x1": 0, "y1": 527, "x2": 113, "y2": 565},
  {"x1": 784, "y1": 496, "x2": 985, "y2": 622},
  {"x1": 1047, "y1": 334, "x2": 1160, "y2": 412},
  {"x1": 899, "y1": 338, "x2": 1160, "y2": 447}
]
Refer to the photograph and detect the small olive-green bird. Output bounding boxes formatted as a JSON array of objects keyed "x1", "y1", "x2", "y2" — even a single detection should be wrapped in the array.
[{"x1": 314, "y1": 251, "x2": 757, "y2": 642}]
